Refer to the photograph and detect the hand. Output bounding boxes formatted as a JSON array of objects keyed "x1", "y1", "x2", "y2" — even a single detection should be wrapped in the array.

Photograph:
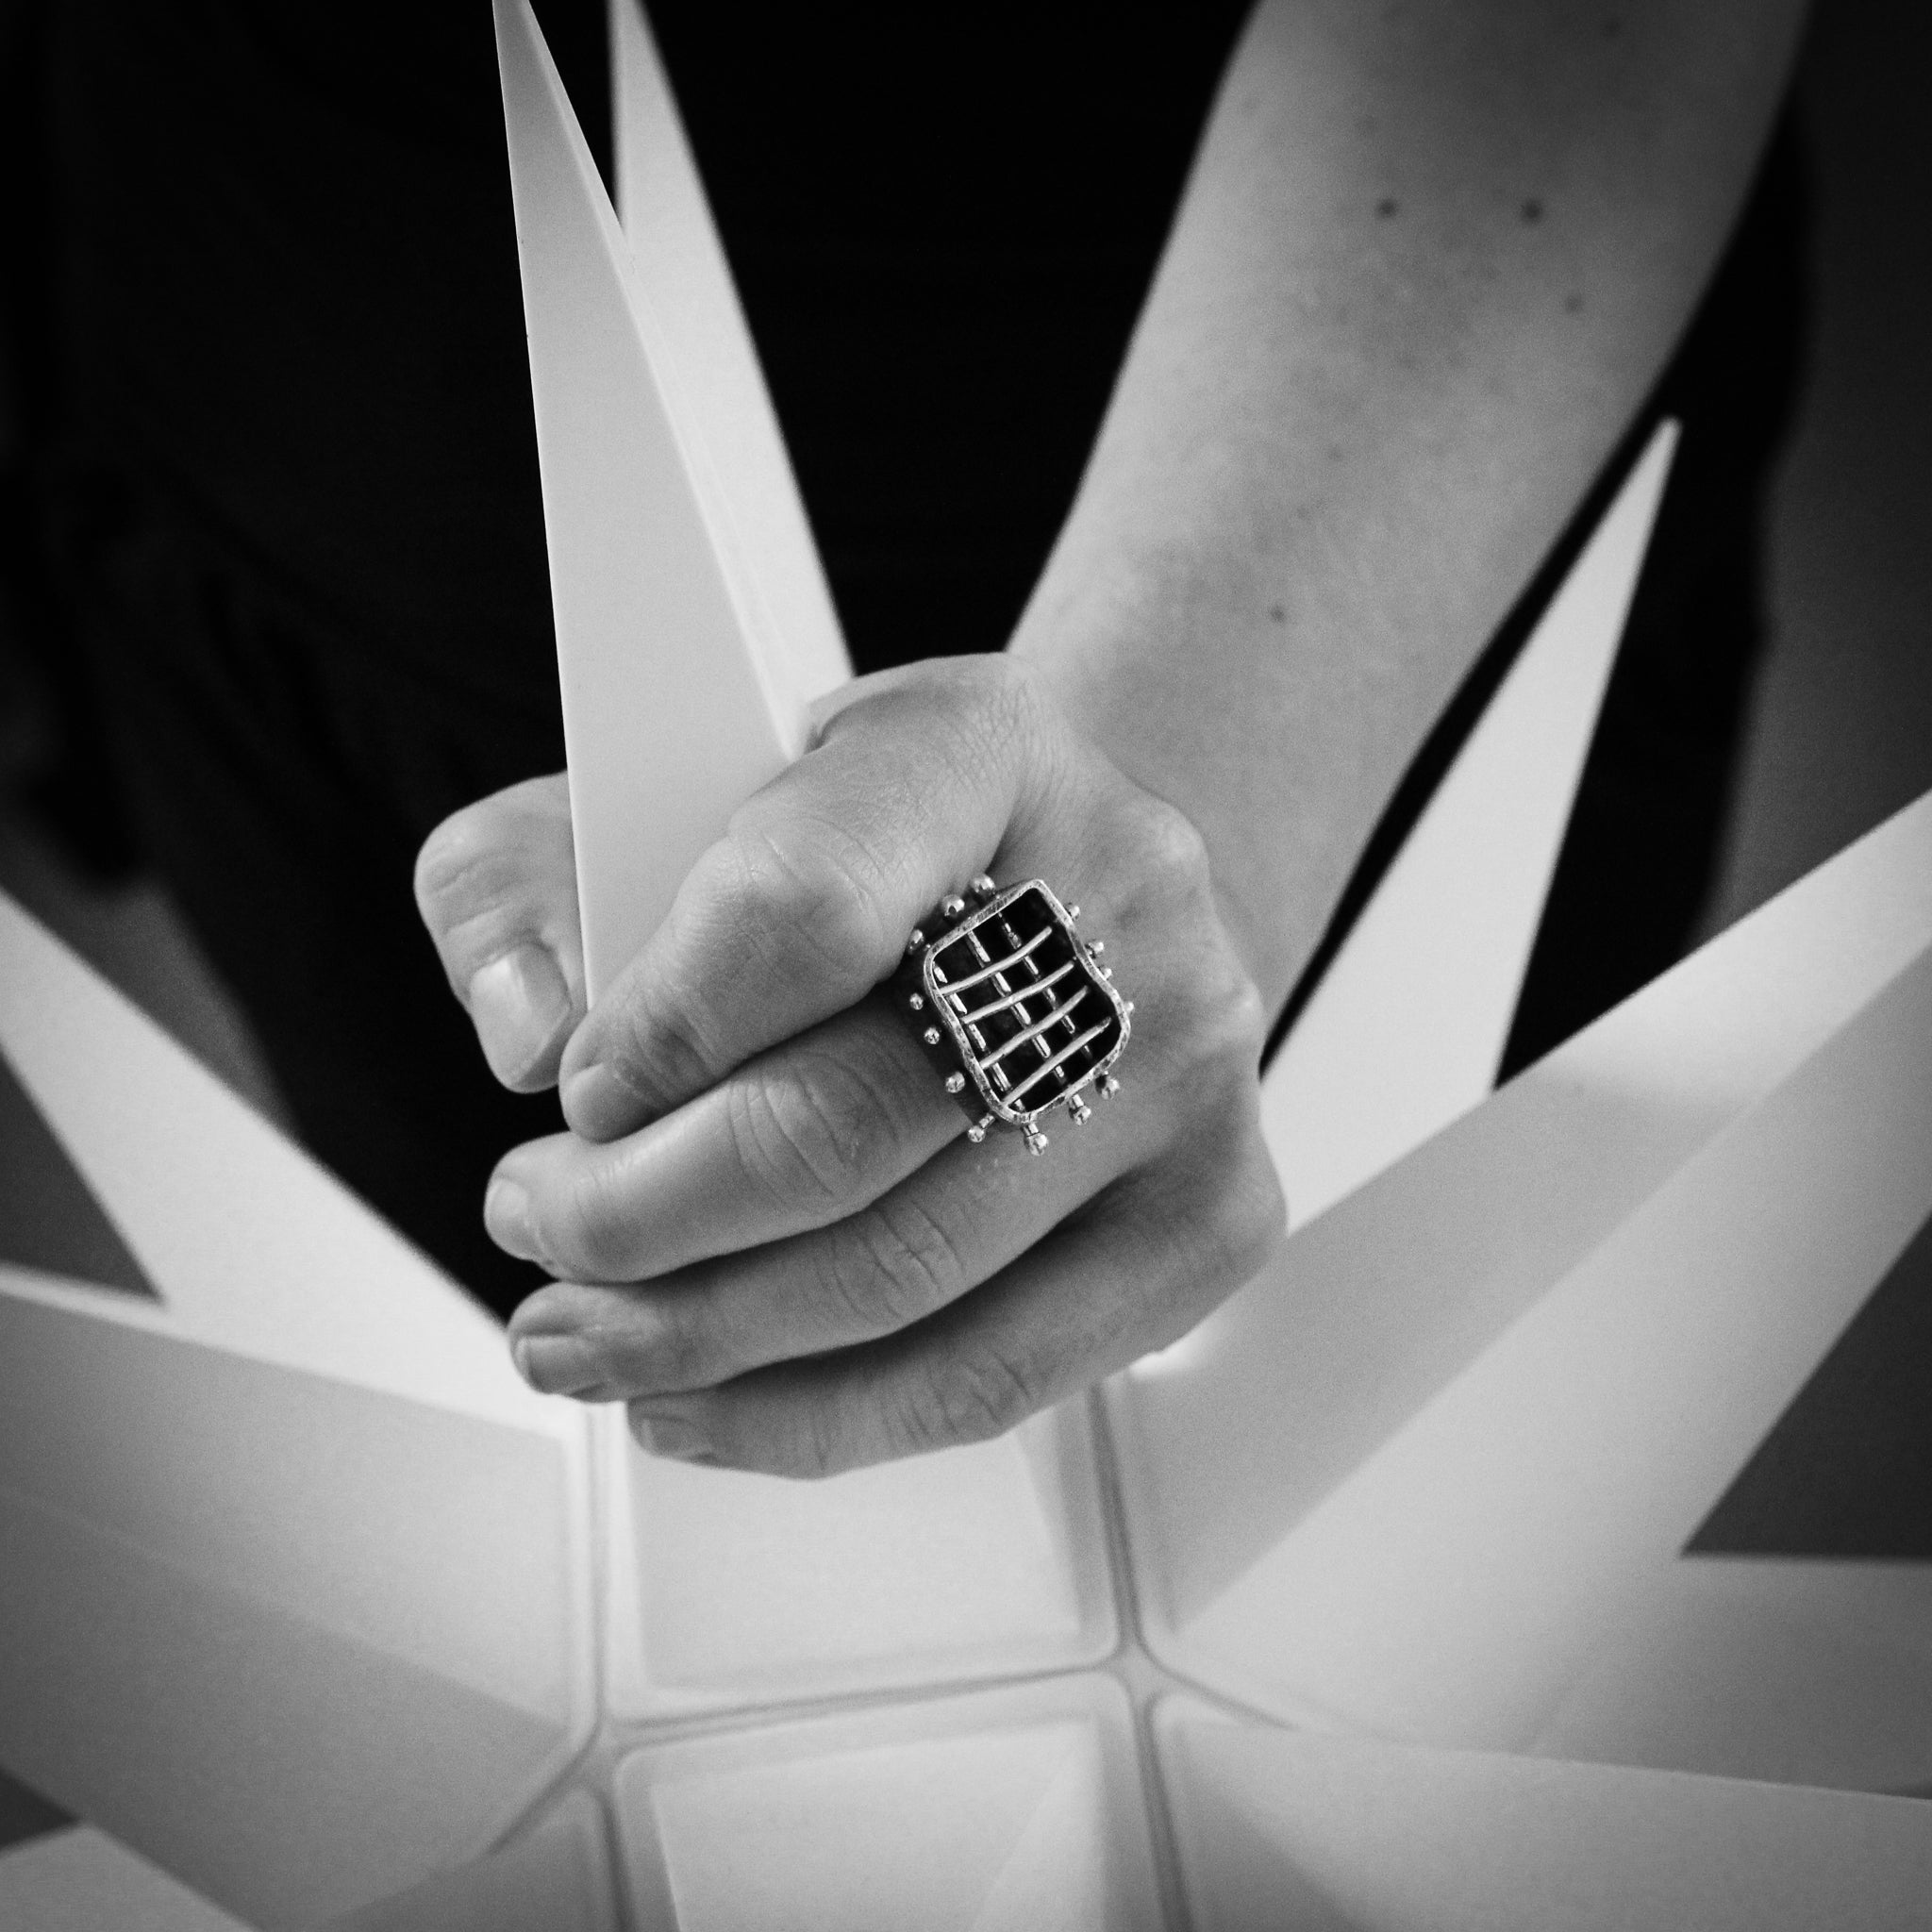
[{"x1": 415, "y1": 657, "x2": 1283, "y2": 1476}]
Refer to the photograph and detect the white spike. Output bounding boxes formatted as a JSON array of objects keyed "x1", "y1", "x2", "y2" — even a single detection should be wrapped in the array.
[
  {"x1": 0, "y1": 1825, "x2": 251, "y2": 1932},
  {"x1": 1263, "y1": 423, "x2": 1677, "y2": 1227},
  {"x1": 609, "y1": 0, "x2": 848, "y2": 724},
  {"x1": 0, "y1": 1280, "x2": 595, "y2": 1926},
  {"x1": 0, "y1": 896, "x2": 596, "y2": 1924},
  {"x1": 327, "y1": 1789, "x2": 615, "y2": 1932},
  {"x1": 0, "y1": 893, "x2": 543, "y2": 1425},
  {"x1": 493, "y1": 0, "x2": 844, "y2": 1001},
  {"x1": 1158, "y1": 1711, "x2": 1932, "y2": 1932},
  {"x1": 1112, "y1": 791, "x2": 1932, "y2": 1758},
  {"x1": 1531, "y1": 1555, "x2": 1932, "y2": 1791}
]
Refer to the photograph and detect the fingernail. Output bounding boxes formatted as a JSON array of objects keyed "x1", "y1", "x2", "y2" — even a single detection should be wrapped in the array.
[
  {"x1": 468, "y1": 944, "x2": 571, "y2": 1086},
  {"x1": 561, "y1": 1060, "x2": 647, "y2": 1141},
  {"x1": 511, "y1": 1333, "x2": 600, "y2": 1397},
  {"x1": 630, "y1": 1408, "x2": 714, "y2": 1463},
  {"x1": 484, "y1": 1176, "x2": 545, "y2": 1262}
]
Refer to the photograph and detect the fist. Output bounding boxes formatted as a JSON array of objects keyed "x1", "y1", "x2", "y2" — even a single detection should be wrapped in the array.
[{"x1": 416, "y1": 656, "x2": 1283, "y2": 1475}]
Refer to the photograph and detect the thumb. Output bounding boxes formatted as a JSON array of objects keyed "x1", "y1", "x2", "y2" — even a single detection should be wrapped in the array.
[{"x1": 414, "y1": 772, "x2": 587, "y2": 1091}]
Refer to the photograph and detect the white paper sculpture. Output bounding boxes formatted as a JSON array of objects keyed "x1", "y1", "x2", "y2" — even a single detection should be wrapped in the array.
[
  {"x1": 1, "y1": 3, "x2": 1928, "y2": 1924},
  {"x1": 496, "y1": 0, "x2": 848, "y2": 998},
  {"x1": 1111, "y1": 791, "x2": 1932, "y2": 1754},
  {"x1": 0, "y1": 896, "x2": 599, "y2": 1930}
]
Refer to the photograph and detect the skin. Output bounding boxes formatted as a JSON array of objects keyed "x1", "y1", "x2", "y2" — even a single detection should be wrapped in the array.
[{"x1": 416, "y1": 0, "x2": 1808, "y2": 1476}]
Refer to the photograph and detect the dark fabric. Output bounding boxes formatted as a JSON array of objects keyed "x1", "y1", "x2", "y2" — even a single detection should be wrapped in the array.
[
  {"x1": 646, "y1": 5, "x2": 1257, "y2": 663},
  {"x1": 36, "y1": 1, "x2": 565, "y2": 714},
  {"x1": 48, "y1": 467, "x2": 568, "y2": 1308},
  {"x1": 30, "y1": 0, "x2": 1251, "y2": 693}
]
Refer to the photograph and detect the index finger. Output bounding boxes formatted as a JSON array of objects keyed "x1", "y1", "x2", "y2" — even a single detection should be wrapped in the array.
[{"x1": 557, "y1": 658, "x2": 1059, "y2": 1141}]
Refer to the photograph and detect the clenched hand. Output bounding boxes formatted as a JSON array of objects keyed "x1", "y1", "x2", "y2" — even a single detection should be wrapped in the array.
[{"x1": 415, "y1": 657, "x2": 1282, "y2": 1476}]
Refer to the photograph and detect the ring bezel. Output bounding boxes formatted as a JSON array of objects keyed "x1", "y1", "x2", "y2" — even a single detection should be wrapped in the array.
[{"x1": 904, "y1": 878, "x2": 1130, "y2": 1151}]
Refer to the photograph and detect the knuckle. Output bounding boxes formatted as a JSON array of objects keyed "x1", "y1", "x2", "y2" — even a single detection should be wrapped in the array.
[
  {"x1": 891, "y1": 653, "x2": 1048, "y2": 794},
  {"x1": 904, "y1": 1346, "x2": 1036, "y2": 1453},
  {"x1": 957, "y1": 652, "x2": 1046, "y2": 746},
  {"x1": 1141, "y1": 943, "x2": 1266, "y2": 1105},
  {"x1": 413, "y1": 814, "x2": 523, "y2": 970},
  {"x1": 911, "y1": 646, "x2": 1037, "y2": 718},
  {"x1": 826, "y1": 1197, "x2": 967, "y2": 1335},
  {"x1": 612, "y1": 1303, "x2": 717, "y2": 1397},
  {"x1": 1191, "y1": 1147, "x2": 1288, "y2": 1292},
  {"x1": 555, "y1": 1162, "x2": 645, "y2": 1282},
  {"x1": 724, "y1": 815, "x2": 895, "y2": 993},
  {"x1": 738, "y1": 1391, "x2": 846, "y2": 1481},
  {"x1": 1104, "y1": 792, "x2": 1217, "y2": 955},
  {"x1": 1222, "y1": 1155, "x2": 1289, "y2": 1279},
  {"x1": 414, "y1": 778, "x2": 571, "y2": 940},
  {"x1": 1135, "y1": 794, "x2": 1212, "y2": 899},
  {"x1": 727, "y1": 1047, "x2": 904, "y2": 1212},
  {"x1": 412, "y1": 804, "x2": 495, "y2": 916},
  {"x1": 1199, "y1": 958, "x2": 1269, "y2": 1071},
  {"x1": 788, "y1": 1403, "x2": 846, "y2": 1481},
  {"x1": 606, "y1": 979, "x2": 722, "y2": 1110}
]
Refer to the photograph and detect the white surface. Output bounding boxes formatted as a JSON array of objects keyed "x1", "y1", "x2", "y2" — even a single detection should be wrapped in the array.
[
  {"x1": 1531, "y1": 1555, "x2": 1932, "y2": 1793},
  {"x1": 494, "y1": 0, "x2": 840, "y2": 1001},
  {"x1": 614, "y1": 1677, "x2": 1161, "y2": 1932},
  {"x1": 1185, "y1": 945, "x2": 1932, "y2": 1745},
  {"x1": 0, "y1": 1825, "x2": 251, "y2": 1932},
  {"x1": 602, "y1": 1399, "x2": 1114, "y2": 1717},
  {"x1": 0, "y1": 893, "x2": 541, "y2": 1426},
  {"x1": 610, "y1": 0, "x2": 847, "y2": 727},
  {"x1": 0, "y1": 896, "x2": 596, "y2": 1930},
  {"x1": 1263, "y1": 424, "x2": 1677, "y2": 1228},
  {"x1": 330, "y1": 1790, "x2": 617, "y2": 1932},
  {"x1": 0, "y1": 1291, "x2": 595, "y2": 1929},
  {"x1": 1157, "y1": 1709, "x2": 1932, "y2": 1932},
  {"x1": 1112, "y1": 791, "x2": 1932, "y2": 1766}
]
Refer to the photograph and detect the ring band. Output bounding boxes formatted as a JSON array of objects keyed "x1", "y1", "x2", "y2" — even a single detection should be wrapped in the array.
[{"x1": 895, "y1": 875, "x2": 1130, "y2": 1155}]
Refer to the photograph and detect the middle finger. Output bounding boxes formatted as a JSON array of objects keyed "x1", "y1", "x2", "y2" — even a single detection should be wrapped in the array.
[
  {"x1": 506, "y1": 1089, "x2": 1154, "y2": 1401},
  {"x1": 490, "y1": 991, "x2": 972, "y2": 1284}
]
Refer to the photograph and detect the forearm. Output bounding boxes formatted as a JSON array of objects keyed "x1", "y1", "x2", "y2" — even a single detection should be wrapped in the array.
[{"x1": 1011, "y1": 0, "x2": 1807, "y2": 1013}]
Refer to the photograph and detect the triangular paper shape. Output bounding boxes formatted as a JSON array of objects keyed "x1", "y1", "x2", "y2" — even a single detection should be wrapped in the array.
[
  {"x1": 1111, "y1": 793, "x2": 1932, "y2": 1752},
  {"x1": 1261, "y1": 424, "x2": 1675, "y2": 1226},
  {"x1": 0, "y1": 1051, "x2": 155, "y2": 1299},
  {"x1": 1156, "y1": 1708, "x2": 1932, "y2": 1932},
  {"x1": 608, "y1": 0, "x2": 847, "y2": 723},
  {"x1": 1530, "y1": 1553, "x2": 1932, "y2": 1793},
  {"x1": 0, "y1": 1824, "x2": 251, "y2": 1932},
  {"x1": 613, "y1": 1678, "x2": 1159, "y2": 1932},
  {"x1": 0, "y1": 892, "x2": 539, "y2": 1424},
  {"x1": 1691, "y1": 1182, "x2": 1932, "y2": 1561},
  {"x1": 327, "y1": 1790, "x2": 616, "y2": 1932},
  {"x1": 493, "y1": 0, "x2": 849, "y2": 1000},
  {"x1": 0, "y1": 901, "x2": 597, "y2": 1928}
]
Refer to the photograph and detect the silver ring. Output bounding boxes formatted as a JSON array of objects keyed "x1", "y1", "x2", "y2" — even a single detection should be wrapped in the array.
[{"x1": 896, "y1": 875, "x2": 1130, "y2": 1155}]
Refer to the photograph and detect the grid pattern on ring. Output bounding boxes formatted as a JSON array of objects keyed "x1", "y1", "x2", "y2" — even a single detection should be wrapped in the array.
[{"x1": 926, "y1": 887, "x2": 1123, "y2": 1122}]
